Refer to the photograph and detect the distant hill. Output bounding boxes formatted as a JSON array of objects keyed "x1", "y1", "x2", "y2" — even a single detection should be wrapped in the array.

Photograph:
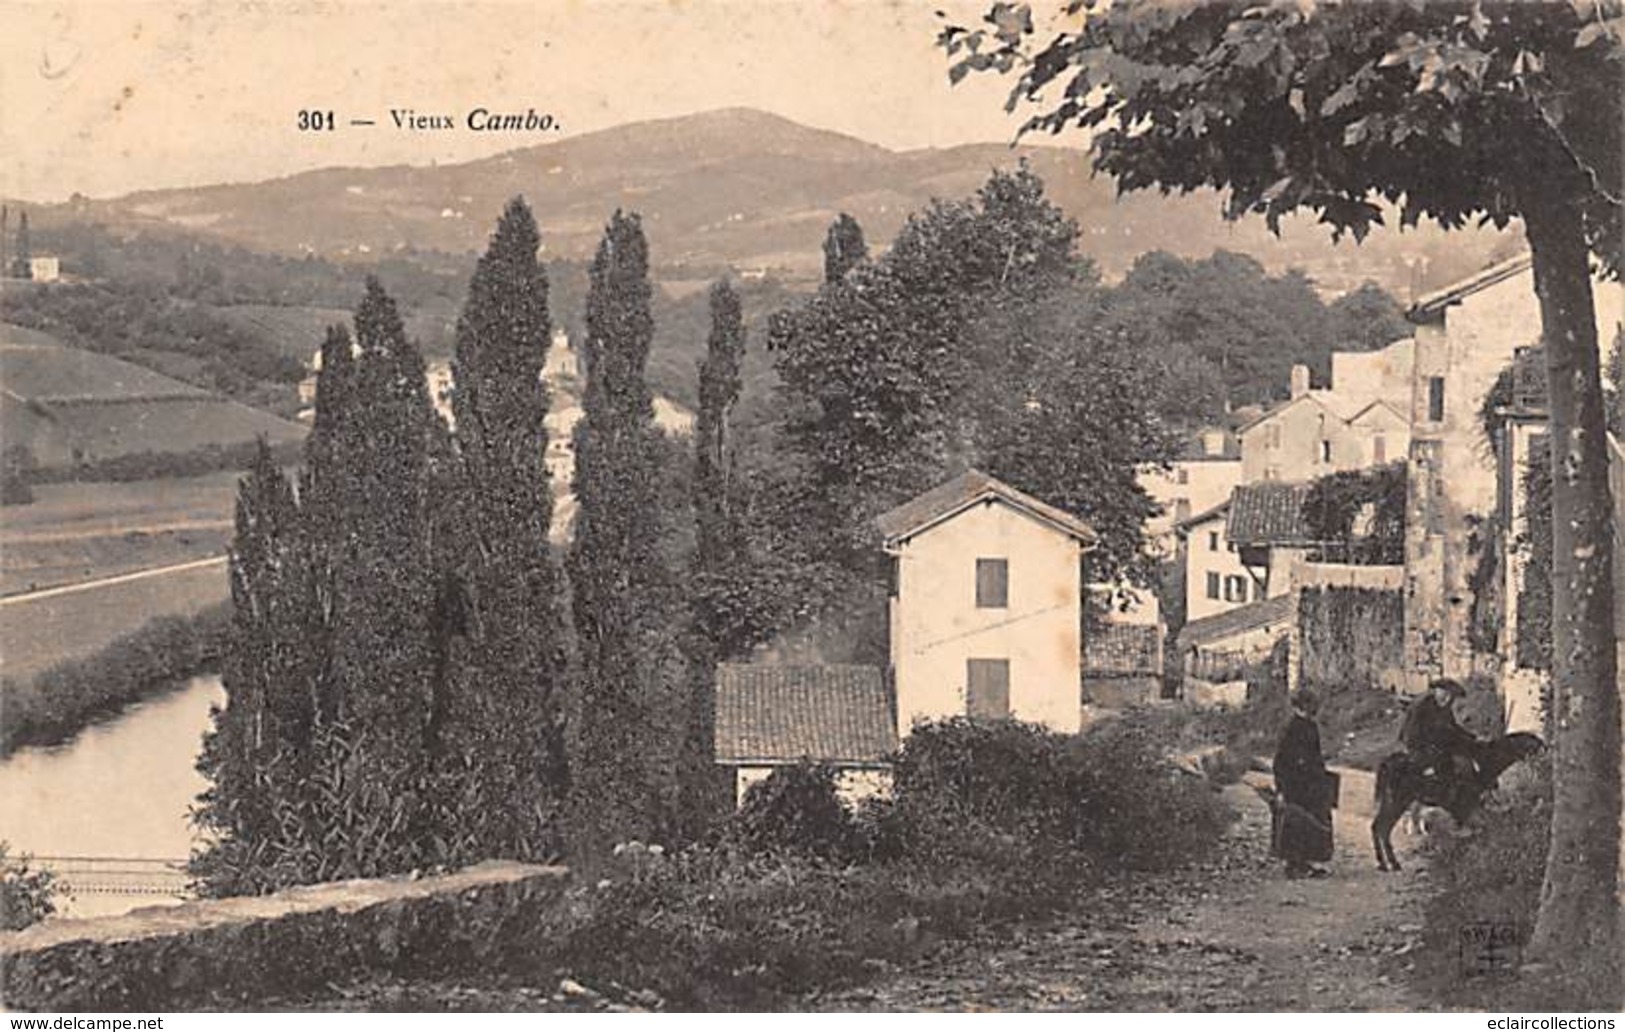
[
  {"x1": 38, "y1": 108, "x2": 1518, "y2": 296},
  {"x1": 1, "y1": 324, "x2": 305, "y2": 469}
]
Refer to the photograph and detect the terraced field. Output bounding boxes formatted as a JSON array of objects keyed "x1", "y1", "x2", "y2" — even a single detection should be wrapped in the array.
[{"x1": 1, "y1": 323, "x2": 305, "y2": 468}]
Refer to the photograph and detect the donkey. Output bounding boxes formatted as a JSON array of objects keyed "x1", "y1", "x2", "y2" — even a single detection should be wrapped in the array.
[{"x1": 1370, "y1": 732, "x2": 1544, "y2": 872}]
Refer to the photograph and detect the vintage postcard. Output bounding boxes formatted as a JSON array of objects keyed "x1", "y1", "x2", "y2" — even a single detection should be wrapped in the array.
[{"x1": 1, "y1": 0, "x2": 1622, "y2": 1016}]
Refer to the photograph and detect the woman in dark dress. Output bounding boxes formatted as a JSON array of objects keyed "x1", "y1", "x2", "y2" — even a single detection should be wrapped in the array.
[{"x1": 1272, "y1": 689, "x2": 1335, "y2": 879}]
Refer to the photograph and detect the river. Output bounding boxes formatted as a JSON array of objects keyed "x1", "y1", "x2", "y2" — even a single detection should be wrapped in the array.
[{"x1": 0, "y1": 675, "x2": 223, "y2": 918}]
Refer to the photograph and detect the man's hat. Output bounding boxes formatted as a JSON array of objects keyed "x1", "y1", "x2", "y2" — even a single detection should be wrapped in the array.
[{"x1": 1429, "y1": 678, "x2": 1466, "y2": 698}]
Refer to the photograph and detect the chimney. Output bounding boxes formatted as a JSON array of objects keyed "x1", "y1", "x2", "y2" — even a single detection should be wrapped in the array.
[{"x1": 1290, "y1": 364, "x2": 1311, "y2": 399}]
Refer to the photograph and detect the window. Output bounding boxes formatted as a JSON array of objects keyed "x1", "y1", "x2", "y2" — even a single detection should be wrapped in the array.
[
  {"x1": 1224, "y1": 575, "x2": 1248, "y2": 602},
  {"x1": 975, "y1": 558, "x2": 1008, "y2": 608},
  {"x1": 1206, "y1": 571, "x2": 1221, "y2": 599},
  {"x1": 1320, "y1": 440, "x2": 1333, "y2": 464},
  {"x1": 1428, "y1": 376, "x2": 1446, "y2": 422},
  {"x1": 966, "y1": 659, "x2": 1010, "y2": 719},
  {"x1": 1267, "y1": 424, "x2": 1283, "y2": 448},
  {"x1": 1173, "y1": 499, "x2": 1192, "y2": 523},
  {"x1": 1373, "y1": 435, "x2": 1387, "y2": 465},
  {"x1": 1265, "y1": 466, "x2": 1281, "y2": 481},
  {"x1": 1175, "y1": 467, "x2": 1190, "y2": 485},
  {"x1": 1208, "y1": 531, "x2": 1220, "y2": 552}
]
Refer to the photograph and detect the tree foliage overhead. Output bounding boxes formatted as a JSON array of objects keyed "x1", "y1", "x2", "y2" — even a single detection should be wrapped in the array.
[{"x1": 947, "y1": 0, "x2": 1621, "y2": 264}]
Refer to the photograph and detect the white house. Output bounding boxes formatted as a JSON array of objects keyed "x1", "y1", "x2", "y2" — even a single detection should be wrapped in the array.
[
  {"x1": 712, "y1": 470, "x2": 1099, "y2": 804},
  {"x1": 877, "y1": 470, "x2": 1099, "y2": 736},
  {"x1": 1140, "y1": 427, "x2": 1242, "y2": 544},
  {"x1": 27, "y1": 256, "x2": 60, "y2": 283},
  {"x1": 1177, "y1": 499, "x2": 1259, "y2": 623}
]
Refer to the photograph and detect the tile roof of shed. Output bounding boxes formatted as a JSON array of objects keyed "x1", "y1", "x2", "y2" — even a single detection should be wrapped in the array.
[
  {"x1": 1175, "y1": 594, "x2": 1295, "y2": 650},
  {"x1": 875, "y1": 469, "x2": 1097, "y2": 547},
  {"x1": 715, "y1": 663, "x2": 896, "y2": 766},
  {"x1": 1226, "y1": 482, "x2": 1316, "y2": 547}
]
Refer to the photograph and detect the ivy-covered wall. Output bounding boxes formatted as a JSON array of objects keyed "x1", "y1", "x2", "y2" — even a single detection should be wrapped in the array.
[{"x1": 1298, "y1": 586, "x2": 1405, "y2": 692}]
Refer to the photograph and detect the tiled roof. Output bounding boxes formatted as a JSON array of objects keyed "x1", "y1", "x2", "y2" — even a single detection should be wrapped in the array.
[
  {"x1": 1175, "y1": 594, "x2": 1294, "y2": 650},
  {"x1": 1227, "y1": 482, "x2": 1315, "y2": 547},
  {"x1": 715, "y1": 663, "x2": 896, "y2": 765},
  {"x1": 875, "y1": 469, "x2": 1097, "y2": 547},
  {"x1": 1408, "y1": 253, "x2": 1533, "y2": 322}
]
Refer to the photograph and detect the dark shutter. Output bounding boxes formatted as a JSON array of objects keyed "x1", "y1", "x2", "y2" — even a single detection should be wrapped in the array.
[
  {"x1": 1206, "y1": 571, "x2": 1221, "y2": 599},
  {"x1": 966, "y1": 659, "x2": 1010, "y2": 719},
  {"x1": 975, "y1": 558, "x2": 1008, "y2": 608}
]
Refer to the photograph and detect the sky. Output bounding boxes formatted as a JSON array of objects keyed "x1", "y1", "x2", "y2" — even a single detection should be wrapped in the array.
[{"x1": 1, "y1": 0, "x2": 1049, "y2": 202}]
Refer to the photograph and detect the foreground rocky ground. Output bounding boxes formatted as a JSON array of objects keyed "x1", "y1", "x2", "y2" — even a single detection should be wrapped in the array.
[{"x1": 273, "y1": 772, "x2": 1473, "y2": 1013}]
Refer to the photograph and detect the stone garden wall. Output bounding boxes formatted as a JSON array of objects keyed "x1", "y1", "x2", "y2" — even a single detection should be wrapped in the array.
[{"x1": 0, "y1": 861, "x2": 569, "y2": 1011}]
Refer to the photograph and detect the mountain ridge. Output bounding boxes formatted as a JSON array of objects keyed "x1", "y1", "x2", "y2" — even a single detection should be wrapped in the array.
[{"x1": 33, "y1": 107, "x2": 1515, "y2": 294}]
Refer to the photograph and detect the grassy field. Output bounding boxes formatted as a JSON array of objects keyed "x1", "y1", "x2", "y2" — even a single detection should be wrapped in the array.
[
  {"x1": 0, "y1": 560, "x2": 229, "y2": 685},
  {"x1": 1, "y1": 334, "x2": 211, "y2": 401},
  {"x1": 0, "y1": 474, "x2": 245, "y2": 595}
]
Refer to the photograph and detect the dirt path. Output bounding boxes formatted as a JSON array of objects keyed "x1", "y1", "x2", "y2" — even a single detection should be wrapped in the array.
[{"x1": 810, "y1": 770, "x2": 1435, "y2": 1011}]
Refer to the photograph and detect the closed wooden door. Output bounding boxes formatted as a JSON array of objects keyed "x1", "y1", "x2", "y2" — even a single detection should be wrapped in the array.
[{"x1": 966, "y1": 658, "x2": 1010, "y2": 719}]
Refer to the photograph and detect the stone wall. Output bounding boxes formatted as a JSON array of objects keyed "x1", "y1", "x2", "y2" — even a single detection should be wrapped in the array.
[{"x1": 0, "y1": 862, "x2": 569, "y2": 1011}]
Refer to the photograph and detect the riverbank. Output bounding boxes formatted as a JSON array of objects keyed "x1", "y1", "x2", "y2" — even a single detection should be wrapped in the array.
[{"x1": 0, "y1": 602, "x2": 227, "y2": 756}]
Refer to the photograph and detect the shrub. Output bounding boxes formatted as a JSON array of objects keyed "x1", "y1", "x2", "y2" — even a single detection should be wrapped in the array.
[
  {"x1": 728, "y1": 762, "x2": 855, "y2": 860},
  {"x1": 0, "y1": 842, "x2": 57, "y2": 930},
  {"x1": 884, "y1": 716, "x2": 1232, "y2": 871}
]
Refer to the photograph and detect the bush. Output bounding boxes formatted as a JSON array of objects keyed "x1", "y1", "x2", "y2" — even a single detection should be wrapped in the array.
[
  {"x1": 0, "y1": 603, "x2": 230, "y2": 756},
  {"x1": 511, "y1": 715, "x2": 1234, "y2": 1008},
  {"x1": 32, "y1": 439, "x2": 304, "y2": 484},
  {"x1": 879, "y1": 716, "x2": 1232, "y2": 871},
  {"x1": 0, "y1": 842, "x2": 58, "y2": 930},
  {"x1": 728, "y1": 762, "x2": 855, "y2": 860}
]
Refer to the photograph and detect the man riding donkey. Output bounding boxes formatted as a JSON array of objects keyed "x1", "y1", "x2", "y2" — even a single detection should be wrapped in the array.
[{"x1": 1399, "y1": 677, "x2": 1482, "y2": 801}]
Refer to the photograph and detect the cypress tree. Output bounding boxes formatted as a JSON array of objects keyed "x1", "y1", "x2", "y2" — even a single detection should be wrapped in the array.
[
  {"x1": 12, "y1": 211, "x2": 30, "y2": 278},
  {"x1": 194, "y1": 439, "x2": 318, "y2": 892},
  {"x1": 679, "y1": 279, "x2": 747, "y2": 835},
  {"x1": 446, "y1": 197, "x2": 568, "y2": 855},
  {"x1": 328, "y1": 278, "x2": 439, "y2": 787},
  {"x1": 822, "y1": 213, "x2": 867, "y2": 285},
  {"x1": 568, "y1": 210, "x2": 680, "y2": 849}
]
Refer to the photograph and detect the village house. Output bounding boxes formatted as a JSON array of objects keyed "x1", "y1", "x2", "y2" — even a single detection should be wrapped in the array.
[
  {"x1": 713, "y1": 470, "x2": 1100, "y2": 801},
  {"x1": 879, "y1": 470, "x2": 1099, "y2": 736},
  {"x1": 1400, "y1": 253, "x2": 1625, "y2": 694},
  {"x1": 26, "y1": 256, "x2": 60, "y2": 283},
  {"x1": 1237, "y1": 338, "x2": 1412, "y2": 484},
  {"x1": 1176, "y1": 500, "x2": 1255, "y2": 623},
  {"x1": 1140, "y1": 426, "x2": 1241, "y2": 543}
]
